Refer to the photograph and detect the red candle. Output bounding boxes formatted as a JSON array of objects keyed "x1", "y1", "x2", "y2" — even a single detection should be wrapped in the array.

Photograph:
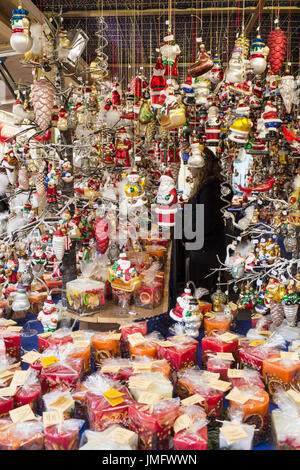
[
  {"x1": 157, "y1": 335, "x2": 198, "y2": 371},
  {"x1": 29, "y1": 359, "x2": 43, "y2": 376},
  {"x1": 229, "y1": 369, "x2": 265, "y2": 389},
  {"x1": 44, "y1": 423, "x2": 79, "y2": 450},
  {"x1": 174, "y1": 406, "x2": 207, "y2": 450},
  {"x1": 206, "y1": 356, "x2": 232, "y2": 381},
  {"x1": 0, "y1": 397, "x2": 14, "y2": 417},
  {"x1": 86, "y1": 385, "x2": 134, "y2": 432},
  {"x1": 14, "y1": 384, "x2": 42, "y2": 414},
  {"x1": 38, "y1": 332, "x2": 73, "y2": 353},
  {"x1": 239, "y1": 345, "x2": 281, "y2": 374},
  {"x1": 40, "y1": 358, "x2": 82, "y2": 394},
  {"x1": 202, "y1": 330, "x2": 239, "y2": 368},
  {"x1": 1, "y1": 332, "x2": 21, "y2": 361},
  {"x1": 128, "y1": 400, "x2": 180, "y2": 450},
  {"x1": 121, "y1": 322, "x2": 147, "y2": 357}
]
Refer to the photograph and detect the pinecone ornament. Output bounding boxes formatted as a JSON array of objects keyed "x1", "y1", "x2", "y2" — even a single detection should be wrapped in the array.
[
  {"x1": 31, "y1": 79, "x2": 55, "y2": 131},
  {"x1": 267, "y1": 28, "x2": 287, "y2": 74},
  {"x1": 269, "y1": 301, "x2": 284, "y2": 327},
  {"x1": 145, "y1": 119, "x2": 156, "y2": 144}
]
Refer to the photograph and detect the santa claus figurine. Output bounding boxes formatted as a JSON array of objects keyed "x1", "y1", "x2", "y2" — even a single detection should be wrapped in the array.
[
  {"x1": 111, "y1": 82, "x2": 121, "y2": 106},
  {"x1": 159, "y1": 31, "x2": 181, "y2": 81},
  {"x1": 32, "y1": 244, "x2": 47, "y2": 266},
  {"x1": 169, "y1": 286, "x2": 193, "y2": 322},
  {"x1": 37, "y1": 295, "x2": 58, "y2": 332},
  {"x1": 150, "y1": 57, "x2": 167, "y2": 112},
  {"x1": 155, "y1": 169, "x2": 178, "y2": 227},
  {"x1": 115, "y1": 128, "x2": 132, "y2": 167}
]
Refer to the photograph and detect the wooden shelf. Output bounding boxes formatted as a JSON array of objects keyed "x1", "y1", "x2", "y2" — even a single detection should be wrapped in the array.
[{"x1": 63, "y1": 243, "x2": 171, "y2": 330}]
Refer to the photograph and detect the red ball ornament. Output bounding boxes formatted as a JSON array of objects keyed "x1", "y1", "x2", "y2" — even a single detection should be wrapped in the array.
[{"x1": 267, "y1": 28, "x2": 287, "y2": 74}]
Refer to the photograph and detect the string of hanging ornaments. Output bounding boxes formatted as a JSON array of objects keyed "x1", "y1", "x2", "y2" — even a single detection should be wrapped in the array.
[{"x1": 0, "y1": 0, "x2": 298, "y2": 452}]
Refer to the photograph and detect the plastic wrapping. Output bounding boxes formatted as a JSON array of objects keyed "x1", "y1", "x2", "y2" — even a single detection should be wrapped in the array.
[
  {"x1": 66, "y1": 278, "x2": 105, "y2": 315},
  {"x1": 120, "y1": 321, "x2": 148, "y2": 357},
  {"x1": 40, "y1": 347, "x2": 83, "y2": 394},
  {"x1": 206, "y1": 356, "x2": 232, "y2": 381},
  {"x1": 100, "y1": 357, "x2": 171, "y2": 383},
  {"x1": 91, "y1": 331, "x2": 121, "y2": 368},
  {"x1": 44, "y1": 418, "x2": 84, "y2": 450},
  {"x1": 0, "y1": 330, "x2": 21, "y2": 362},
  {"x1": 0, "y1": 419, "x2": 44, "y2": 450},
  {"x1": 177, "y1": 369, "x2": 224, "y2": 418},
  {"x1": 263, "y1": 354, "x2": 300, "y2": 402},
  {"x1": 80, "y1": 425, "x2": 138, "y2": 450},
  {"x1": 203, "y1": 312, "x2": 231, "y2": 335},
  {"x1": 173, "y1": 405, "x2": 208, "y2": 450},
  {"x1": 43, "y1": 389, "x2": 75, "y2": 418},
  {"x1": 14, "y1": 369, "x2": 42, "y2": 413},
  {"x1": 0, "y1": 356, "x2": 20, "y2": 388},
  {"x1": 228, "y1": 368, "x2": 265, "y2": 389},
  {"x1": 128, "y1": 398, "x2": 180, "y2": 450},
  {"x1": 157, "y1": 335, "x2": 198, "y2": 371},
  {"x1": 134, "y1": 263, "x2": 163, "y2": 309},
  {"x1": 219, "y1": 407, "x2": 255, "y2": 450},
  {"x1": 201, "y1": 330, "x2": 239, "y2": 368},
  {"x1": 129, "y1": 331, "x2": 162, "y2": 360},
  {"x1": 271, "y1": 388, "x2": 300, "y2": 450},
  {"x1": 38, "y1": 328, "x2": 73, "y2": 353},
  {"x1": 227, "y1": 385, "x2": 269, "y2": 446},
  {"x1": 239, "y1": 332, "x2": 285, "y2": 374},
  {"x1": 83, "y1": 373, "x2": 134, "y2": 431},
  {"x1": 128, "y1": 371, "x2": 173, "y2": 401}
]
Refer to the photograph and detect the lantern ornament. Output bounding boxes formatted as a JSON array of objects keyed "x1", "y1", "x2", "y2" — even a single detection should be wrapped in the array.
[{"x1": 10, "y1": 3, "x2": 32, "y2": 54}]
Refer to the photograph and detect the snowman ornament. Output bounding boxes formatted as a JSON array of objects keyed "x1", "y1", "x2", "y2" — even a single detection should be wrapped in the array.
[{"x1": 37, "y1": 296, "x2": 58, "y2": 332}]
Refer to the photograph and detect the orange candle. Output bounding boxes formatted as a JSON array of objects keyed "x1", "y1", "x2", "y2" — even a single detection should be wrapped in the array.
[
  {"x1": 69, "y1": 345, "x2": 91, "y2": 375},
  {"x1": 130, "y1": 341, "x2": 158, "y2": 360},
  {"x1": 228, "y1": 386, "x2": 269, "y2": 446},
  {"x1": 91, "y1": 332, "x2": 120, "y2": 368},
  {"x1": 151, "y1": 359, "x2": 171, "y2": 379},
  {"x1": 263, "y1": 356, "x2": 300, "y2": 401},
  {"x1": 204, "y1": 313, "x2": 231, "y2": 335}
]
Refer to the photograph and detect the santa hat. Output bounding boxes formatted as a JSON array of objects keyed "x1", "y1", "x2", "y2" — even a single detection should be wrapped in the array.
[
  {"x1": 153, "y1": 57, "x2": 164, "y2": 74},
  {"x1": 44, "y1": 295, "x2": 55, "y2": 310},
  {"x1": 163, "y1": 168, "x2": 174, "y2": 180},
  {"x1": 119, "y1": 252, "x2": 129, "y2": 262},
  {"x1": 163, "y1": 34, "x2": 174, "y2": 43}
]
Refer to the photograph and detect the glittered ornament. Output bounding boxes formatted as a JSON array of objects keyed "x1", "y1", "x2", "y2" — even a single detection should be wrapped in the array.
[
  {"x1": 31, "y1": 78, "x2": 55, "y2": 131},
  {"x1": 267, "y1": 28, "x2": 287, "y2": 75},
  {"x1": 269, "y1": 301, "x2": 284, "y2": 327},
  {"x1": 138, "y1": 99, "x2": 155, "y2": 125},
  {"x1": 35, "y1": 171, "x2": 45, "y2": 196},
  {"x1": 94, "y1": 217, "x2": 109, "y2": 254}
]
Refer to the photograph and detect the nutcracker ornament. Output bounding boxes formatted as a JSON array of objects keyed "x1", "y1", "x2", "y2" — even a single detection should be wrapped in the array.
[
  {"x1": 45, "y1": 171, "x2": 58, "y2": 205},
  {"x1": 155, "y1": 169, "x2": 178, "y2": 227},
  {"x1": 10, "y1": 3, "x2": 32, "y2": 54},
  {"x1": 37, "y1": 295, "x2": 58, "y2": 333},
  {"x1": 209, "y1": 54, "x2": 223, "y2": 85}
]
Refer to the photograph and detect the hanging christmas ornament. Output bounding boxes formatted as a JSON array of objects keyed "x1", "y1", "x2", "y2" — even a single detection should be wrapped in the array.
[
  {"x1": 52, "y1": 228, "x2": 66, "y2": 261},
  {"x1": 267, "y1": 25, "x2": 287, "y2": 75},
  {"x1": 150, "y1": 57, "x2": 167, "y2": 112},
  {"x1": 209, "y1": 55, "x2": 223, "y2": 84},
  {"x1": 57, "y1": 107, "x2": 68, "y2": 131},
  {"x1": 94, "y1": 217, "x2": 109, "y2": 254},
  {"x1": 278, "y1": 69, "x2": 296, "y2": 114},
  {"x1": 155, "y1": 168, "x2": 178, "y2": 227},
  {"x1": 188, "y1": 41, "x2": 214, "y2": 78},
  {"x1": 269, "y1": 301, "x2": 284, "y2": 327},
  {"x1": 35, "y1": 171, "x2": 45, "y2": 196},
  {"x1": 235, "y1": 33, "x2": 250, "y2": 60},
  {"x1": 18, "y1": 165, "x2": 29, "y2": 190},
  {"x1": 31, "y1": 78, "x2": 55, "y2": 131},
  {"x1": 10, "y1": 3, "x2": 32, "y2": 54},
  {"x1": 138, "y1": 98, "x2": 155, "y2": 125},
  {"x1": 249, "y1": 35, "x2": 268, "y2": 75}
]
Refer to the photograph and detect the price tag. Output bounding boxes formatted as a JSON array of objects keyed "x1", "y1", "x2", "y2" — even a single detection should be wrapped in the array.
[
  {"x1": 172, "y1": 335, "x2": 186, "y2": 341},
  {"x1": 9, "y1": 404, "x2": 36, "y2": 423},
  {"x1": 0, "y1": 386, "x2": 16, "y2": 397},
  {"x1": 226, "y1": 388, "x2": 249, "y2": 404},
  {"x1": 258, "y1": 330, "x2": 272, "y2": 337},
  {"x1": 6, "y1": 326, "x2": 23, "y2": 332},
  {"x1": 21, "y1": 351, "x2": 41, "y2": 364},
  {"x1": 1, "y1": 320, "x2": 17, "y2": 326},
  {"x1": 106, "y1": 427, "x2": 136, "y2": 446},
  {"x1": 43, "y1": 411, "x2": 63, "y2": 427},
  {"x1": 181, "y1": 394, "x2": 205, "y2": 406},
  {"x1": 220, "y1": 423, "x2": 248, "y2": 445},
  {"x1": 10, "y1": 370, "x2": 29, "y2": 388},
  {"x1": 120, "y1": 323, "x2": 134, "y2": 329},
  {"x1": 72, "y1": 340, "x2": 90, "y2": 348},
  {"x1": 137, "y1": 391, "x2": 161, "y2": 406},
  {"x1": 174, "y1": 414, "x2": 193, "y2": 434},
  {"x1": 216, "y1": 353, "x2": 235, "y2": 361},
  {"x1": 218, "y1": 333, "x2": 238, "y2": 343},
  {"x1": 249, "y1": 340, "x2": 265, "y2": 347},
  {"x1": 227, "y1": 369, "x2": 245, "y2": 378},
  {"x1": 49, "y1": 396, "x2": 74, "y2": 412},
  {"x1": 101, "y1": 365, "x2": 121, "y2": 374},
  {"x1": 251, "y1": 314, "x2": 263, "y2": 320},
  {"x1": 71, "y1": 331, "x2": 85, "y2": 339},
  {"x1": 202, "y1": 371, "x2": 220, "y2": 380},
  {"x1": 127, "y1": 333, "x2": 145, "y2": 347},
  {"x1": 129, "y1": 377, "x2": 153, "y2": 391},
  {"x1": 38, "y1": 332, "x2": 52, "y2": 338},
  {"x1": 132, "y1": 362, "x2": 152, "y2": 372},
  {"x1": 0, "y1": 363, "x2": 21, "y2": 378},
  {"x1": 40, "y1": 356, "x2": 59, "y2": 368},
  {"x1": 156, "y1": 340, "x2": 174, "y2": 348},
  {"x1": 280, "y1": 351, "x2": 299, "y2": 361},
  {"x1": 207, "y1": 379, "x2": 232, "y2": 392},
  {"x1": 105, "y1": 333, "x2": 121, "y2": 341},
  {"x1": 103, "y1": 389, "x2": 125, "y2": 407},
  {"x1": 204, "y1": 312, "x2": 216, "y2": 319}
]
